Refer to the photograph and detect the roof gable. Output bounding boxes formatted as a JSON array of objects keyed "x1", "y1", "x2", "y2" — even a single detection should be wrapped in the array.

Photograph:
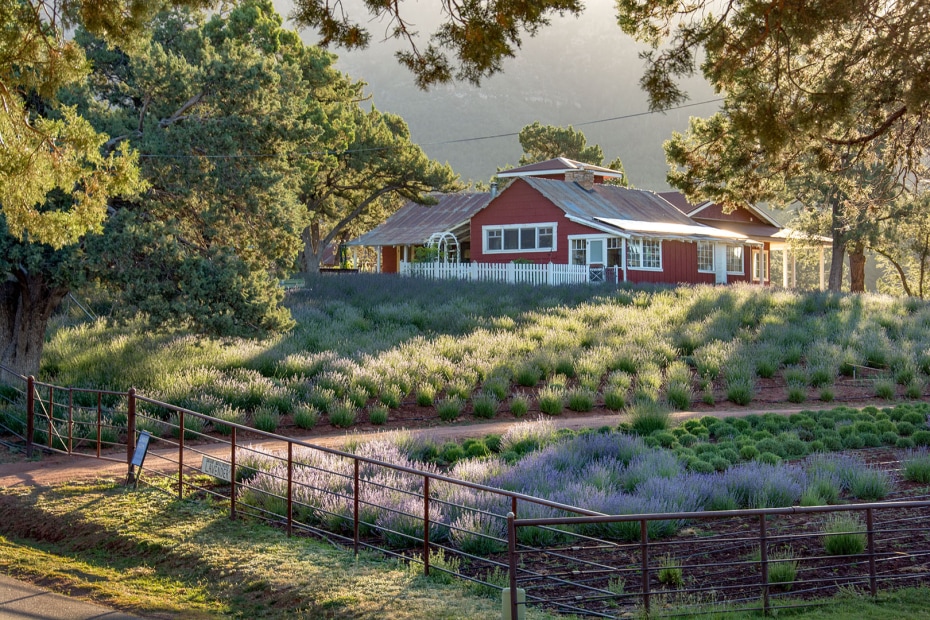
[
  {"x1": 659, "y1": 191, "x2": 783, "y2": 228},
  {"x1": 496, "y1": 157, "x2": 625, "y2": 179}
]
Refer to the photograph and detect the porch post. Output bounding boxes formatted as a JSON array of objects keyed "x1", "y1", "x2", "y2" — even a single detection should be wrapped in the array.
[
  {"x1": 791, "y1": 253, "x2": 797, "y2": 287},
  {"x1": 376, "y1": 246, "x2": 382, "y2": 273},
  {"x1": 782, "y1": 247, "x2": 789, "y2": 288},
  {"x1": 622, "y1": 238, "x2": 628, "y2": 282},
  {"x1": 819, "y1": 246, "x2": 825, "y2": 291}
]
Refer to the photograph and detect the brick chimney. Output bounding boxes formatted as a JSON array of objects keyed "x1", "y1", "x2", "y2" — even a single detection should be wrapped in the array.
[{"x1": 565, "y1": 169, "x2": 595, "y2": 190}]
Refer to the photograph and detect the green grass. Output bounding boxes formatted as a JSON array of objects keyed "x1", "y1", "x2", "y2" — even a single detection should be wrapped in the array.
[{"x1": 0, "y1": 481, "x2": 523, "y2": 620}]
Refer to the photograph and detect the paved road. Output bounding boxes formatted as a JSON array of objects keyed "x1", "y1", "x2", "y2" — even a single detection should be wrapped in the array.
[{"x1": 0, "y1": 574, "x2": 143, "y2": 620}]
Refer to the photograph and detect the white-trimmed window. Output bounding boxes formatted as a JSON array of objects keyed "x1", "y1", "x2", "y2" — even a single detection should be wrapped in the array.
[
  {"x1": 483, "y1": 223, "x2": 556, "y2": 254},
  {"x1": 607, "y1": 237, "x2": 623, "y2": 267},
  {"x1": 697, "y1": 241, "x2": 714, "y2": 272},
  {"x1": 726, "y1": 245, "x2": 744, "y2": 274},
  {"x1": 753, "y1": 249, "x2": 769, "y2": 282},
  {"x1": 627, "y1": 238, "x2": 661, "y2": 270}
]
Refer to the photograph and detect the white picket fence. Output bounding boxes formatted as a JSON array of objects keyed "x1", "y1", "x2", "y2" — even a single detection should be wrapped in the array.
[{"x1": 399, "y1": 261, "x2": 619, "y2": 285}]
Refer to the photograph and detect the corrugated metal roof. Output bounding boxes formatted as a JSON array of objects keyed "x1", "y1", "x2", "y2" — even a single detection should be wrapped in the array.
[
  {"x1": 524, "y1": 178, "x2": 698, "y2": 226},
  {"x1": 346, "y1": 193, "x2": 490, "y2": 246},
  {"x1": 497, "y1": 157, "x2": 625, "y2": 178}
]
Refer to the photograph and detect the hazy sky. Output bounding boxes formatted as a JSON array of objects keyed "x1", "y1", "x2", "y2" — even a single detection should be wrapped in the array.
[{"x1": 278, "y1": 1, "x2": 720, "y2": 188}]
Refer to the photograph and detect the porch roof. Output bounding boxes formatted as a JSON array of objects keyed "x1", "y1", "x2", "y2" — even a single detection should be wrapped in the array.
[
  {"x1": 595, "y1": 218, "x2": 763, "y2": 245},
  {"x1": 346, "y1": 193, "x2": 491, "y2": 247}
]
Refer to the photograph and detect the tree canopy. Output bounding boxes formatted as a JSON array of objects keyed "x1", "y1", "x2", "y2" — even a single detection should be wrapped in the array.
[
  {"x1": 0, "y1": 0, "x2": 212, "y2": 247},
  {"x1": 514, "y1": 122, "x2": 628, "y2": 186}
]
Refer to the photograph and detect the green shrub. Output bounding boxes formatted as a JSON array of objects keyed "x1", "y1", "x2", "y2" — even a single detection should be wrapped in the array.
[
  {"x1": 483, "y1": 376, "x2": 510, "y2": 401},
  {"x1": 437, "y1": 396, "x2": 465, "y2": 421},
  {"x1": 538, "y1": 387, "x2": 564, "y2": 416},
  {"x1": 603, "y1": 388, "x2": 626, "y2": 411},
  {"x1": 726, "y1": 376, "x2": 755, "y2": 406},
  {"x1": 913, "y1": 430, "x2": 930, "y2": 447},
  {"x1": 293, "y1": 404, "x2": 319, "y2": 430},
  {"x1": 819, "y1": 388, "x2": 835, "y2": 402},
  {"x1": 368, "y1": 405, "x2": 389, "y2": 425},
  {"x1": 787, "y1": 386, "x2": 807, "y2": 403},
  {"x1": 509, "y1": 393, "x2": 530, "y2": 416},
  {"x1": 515, "y1": 364, "x2": 542, "y2": 387},
  {"x1": 822, "y1": 514, "x2": 866, "y2": 556},
  {"x1": 767, "y1": 548, "x2": 798, "y2": 589},
  {"x1": 689, "y1": 459, "x2": 715, "y2": 474},
  {"x1": 379, "y1": 384, "x2": 403, "y2": 408},
  {"x1": 896, "y1": 421, "x2": 916, "y2": 436},
  {"x1": 472, "y1": 392, "x2": 500, "y2": 419},
  {"x1": 252, "y1": 407, "x2": 280, "y2": 433},
  {"x1": 897, "y1": 436, "x2": 916, "y2": 449},
  {"x1": 439, "y1": 442, "x2": 466, "y2": 464},
  {"x1": 462, "y1": 438, "x2": 491, "y2": 458},
  {"x1": 710, "y1": 456, "x2": 730, "y2": 472},
  {"x1": 758, "y1": 452, "x2": 782, "y2": 465},
  {"x1": 629, "y1": 401, "x2": 671, "y2": 436},
  {"x1": 666, "y1": 382, "x2": 693, "y2": 410},
  {"x1": 739, "y1": 445, "x2": 760, "y2": 460},
  {"x1": 842, "y1": 433, "x2": 865, "y2": 449},
  {"x1": 905, "y1": 380, "x2": 925, "y2": 399},
  {"x1": 874, "y1": 377, "x2": 896, "y2": 400},
  {"x1": 657, "y1": 555, "x2": 684, "y2": 587},
  {"x1": 328, "y1": 400, "x2": 357, "y2": 428},
  {"x1": 212, "y1": 405, "x2": 245, "y2": 436},
  {"x1": 566, "y1": 388, "x2": 595, "y2": 412},
  {"x1": 848, "y1": 469, "x2": 890, "y2": 501},
  {"x1": 903, "y1": 451, "x2": 930, "y2": 483},
  {"x1": 652, "y1": 431, "x2": 677, "y2": 448},
  {"x1": 416, "y1": 385, "x2": 436, "y2": 407}
]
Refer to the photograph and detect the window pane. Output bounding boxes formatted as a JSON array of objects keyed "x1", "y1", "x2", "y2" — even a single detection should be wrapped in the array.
[
  {"x1": 571, "y1": 239, "x2": 585, "y2": 265},
  {"x1": 642, "y1": 239, "x2": 661, "y2": 268},
  {"x1": 538, "y1": 227, "x2": 553, "y2": 248},
  {"x1": 626, "y1": 239, "x2": 642, "y2": 268},
  {"x1": 726, "y1": 245, "x2": 743, "y2": 273},
  {"x1": 504, "y1": 229, "x2": 519, "y2": 250},
  {"x1": 520, "y1": 228, "x2": 536, "y2": 249},
  {"x1": 487, "y1": 230, "x2": 502, "y2": 251},
  {"x1": 697, "y1": 241, "x2": 714, "y2": 271},
  {"x1": 588, "y1": 239, "x2": 604, "y2": 264}
]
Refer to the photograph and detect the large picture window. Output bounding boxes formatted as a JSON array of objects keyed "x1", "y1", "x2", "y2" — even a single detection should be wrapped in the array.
[
  {"x1": 483, "y1": 224, "x2": 556, "y2": 254},
  {"x1": 726, "y1": 245, "x2": 744, "y2": 274},
  {"x1": 627, "y1": 238, "x2": 661, "y2": 270},
  {"x1": 697, "y1": 241, "x2": 714, "y2": 272}
]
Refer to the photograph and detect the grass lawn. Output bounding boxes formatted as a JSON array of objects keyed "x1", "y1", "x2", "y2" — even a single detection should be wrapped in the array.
[{"x1": 0, "y1": 479, "x2": 554, "y2": 619}]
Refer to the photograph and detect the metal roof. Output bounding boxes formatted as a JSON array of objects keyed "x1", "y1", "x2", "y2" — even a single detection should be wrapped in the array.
[
  {"x1": 596, "y1": 218, "x2": 761, "y2": 244},
  {"x1": 496, "y1": 157, "x2": 626, "y2": 179},
  {"x1": 346, "y1": 193, "x2": 490, "y2": 247},
  {"x1": 524, "y1": 177, "x2": 698, "y2": 225}
]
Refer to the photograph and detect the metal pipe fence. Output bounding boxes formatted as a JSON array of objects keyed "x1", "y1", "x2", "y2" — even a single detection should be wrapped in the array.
[{"x1": 2, "y1": 364, "x2": 930, "y2": 617}]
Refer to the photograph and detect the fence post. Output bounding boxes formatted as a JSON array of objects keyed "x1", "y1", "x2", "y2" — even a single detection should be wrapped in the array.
[
  {"x1": 178, "y1": 410, "x2": 184, "y2": 499},
  {"x1": 230, "y1": 426, "x2": 237, "y2": 520},
  {"x1": 867, "y1": 508, "x2": 877, "y2": 596},
  {"x1": 760, "y1": 514, "x2": 769, "y2": 615},
  {"x1": 67, "y1": 388, "x2": 73, "y2": 454},
  {"x1": 96, "y1": 392, "x2": 102, "y2": 459},
  {"x1": 287, "y1": 442, "x2": 294, "y2": 536},
  {"x1": 641, "y1": 519, "x2": 650, "y2": 615},
  {"x1": 507, "y1": 512, "x2": 519, "y2": 620},
  {"x1": 423, "y1": 476, "x2": 430, "y2": 576},
  {"x1": 127, "y1": 388, "x2": 136, "y2": 468},
  {"x1": 506, "y1": 262, "x2": 515, "y2": 284},
  {"x1": 47, "y1": 386, "x2": 54, "y2": 449},
  {"x1": 353, "y1": 459, "x2": 360, "y2": 556},
  {"x1": 25, "y1": 376, "x2": 34, "y2": 458}
]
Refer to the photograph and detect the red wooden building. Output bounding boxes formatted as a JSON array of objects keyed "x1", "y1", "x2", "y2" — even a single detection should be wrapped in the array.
[{"x1": 347, "y1": 158, "x2": 827, "y2": 286}]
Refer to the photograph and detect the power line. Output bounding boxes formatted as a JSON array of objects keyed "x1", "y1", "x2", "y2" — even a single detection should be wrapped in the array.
[{"x1": 136, "y1": 98, "x2": 724, "y2": 160}]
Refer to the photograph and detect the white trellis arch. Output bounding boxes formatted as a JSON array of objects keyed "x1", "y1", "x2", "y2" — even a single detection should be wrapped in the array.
[{"x1": 425, "y1": 231, "x2": 460, "y2": 264}]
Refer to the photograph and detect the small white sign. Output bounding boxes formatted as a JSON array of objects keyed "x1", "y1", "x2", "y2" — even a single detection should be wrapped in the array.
[{"x1": 201, "y1": 456, "x2": 232, "y2": 481}]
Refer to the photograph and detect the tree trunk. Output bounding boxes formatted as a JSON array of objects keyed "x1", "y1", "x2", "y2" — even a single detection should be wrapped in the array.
[
  {"x1": 0, "y1": 273, "x2": 69, "y2": 382},
  {"x1": 828, "y1": 197, "x2": 846, "y2": 291},
  {"x1": 302, "y1": 222, "x2": 323, "y2": 278},
  {"x1": 848, "y1": 243, "x2": 866, "y2": 293}
]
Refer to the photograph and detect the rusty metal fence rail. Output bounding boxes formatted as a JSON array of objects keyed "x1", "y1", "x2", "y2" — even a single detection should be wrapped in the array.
[{"x1": 3, "y1": 365, "x2": 930, "y2": 618}]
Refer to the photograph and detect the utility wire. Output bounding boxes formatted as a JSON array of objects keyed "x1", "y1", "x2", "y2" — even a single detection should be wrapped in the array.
[{"x1": 137, "y1": 98, "x2": 724, "y2": 160}]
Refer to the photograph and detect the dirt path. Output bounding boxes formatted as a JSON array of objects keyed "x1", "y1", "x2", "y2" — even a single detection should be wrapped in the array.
[{"x1": 0, "y1": 404, "x2": 853, "y2": 489}]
